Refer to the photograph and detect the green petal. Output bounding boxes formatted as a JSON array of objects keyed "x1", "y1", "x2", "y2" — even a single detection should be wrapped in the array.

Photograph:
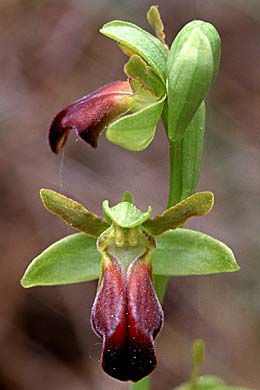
[
  {"x1": 147, "y1": 5, "x2": 165, "y2": 44},
  {"x1": 40, "y1": 189, "x2": 110, "y2": 238},
  {"x1": 167, "y1": 20, "x2": 220, "y2": 141},
  {"x1": 143, "y1": 191, "x2": 213, "y2": 236},
  {"x1": 100, "y1": 20, "x2": 168, "y2": 81},
  {"x1": 102, "y1": 200, "x2": 152, "y2": 228},
  {"x1": 121, "y1": 191, "x2": 134, "y2": 204},
  {"x1": 21, "y1": 233, "x2": 100, "y2": 288},
  {"x1": 106, "y1": 96, "x2": 165, "y2": 151},
  {"x1": 124, "y1": 54, "x2": 165, "y2": 97},
  {"x1": 152, "y1": 229, "x2": 239, "y2": 276}
]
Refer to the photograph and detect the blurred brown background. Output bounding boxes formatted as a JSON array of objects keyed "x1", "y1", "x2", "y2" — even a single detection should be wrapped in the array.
[{"x1": 1, "y1": 0, "x2": 260, "y2": 389}]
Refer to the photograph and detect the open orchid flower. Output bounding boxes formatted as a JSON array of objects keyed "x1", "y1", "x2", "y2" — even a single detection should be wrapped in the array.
[
  {"x1": 20, "y1": 189, "x2": 238, "y2": 381},
  {"x1": 49, "y1": 12, "x2": 168, "y2": 154}
]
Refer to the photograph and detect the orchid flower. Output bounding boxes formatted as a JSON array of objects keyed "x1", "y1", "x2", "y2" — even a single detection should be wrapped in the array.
[
  {"x1": 21, "y1": 189, "x2": 238, "y2": 382},
  {"x1": 20, "y1": 6, "x2": 241, "y2": 386},
  {"x1": 48, "y1": 7, "x2": 221, "y2": 156}
]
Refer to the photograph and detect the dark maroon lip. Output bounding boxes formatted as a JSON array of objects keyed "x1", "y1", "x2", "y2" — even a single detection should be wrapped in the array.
[
  {"x1": 91, "y1": 253, "x2": 163, "y2": 382},
  {"x1": 48, "y1": 80, "x2": 133, "y2": 153}
]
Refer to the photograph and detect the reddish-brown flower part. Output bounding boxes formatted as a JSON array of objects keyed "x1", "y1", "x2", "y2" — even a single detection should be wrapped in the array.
[
  {"x1": 49, "y1": 80, "x2": 133, "y2": 153},
  {"x1": 91, "y1": 252, "x2": 163, "y2": 382}
]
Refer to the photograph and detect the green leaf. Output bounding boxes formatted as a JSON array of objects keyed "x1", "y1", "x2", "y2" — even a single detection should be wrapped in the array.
[
  {"x1": 175, "y1": 375, "x2": 225, "y2": 390},
  {"x1": 102, "y1": 200, "x2": 152, "y2": 228},
  {"x1": 175, "y1": 376, "x2": 253, "y2": 390},
  {"x1": 21, "y1": 233, "x2": 100, "y2": 288},
  {"x1": 143, "y1": 191, "x2": 213, "y2": 235},
  {"x1": 124, "y1": 54, "x2": 165, "y2": 97},
  {"x1": 220, "y1": 388, "x2": 254, "y2": 390},
  {"x1": 152, "y1": 229, "x2": 239, "y2": 276},
  {"x1": 100, "y1": 20, "x2": 168, "y2": 81},
  {"x1": 40, "y1": 189, "x2": 110, "y2": 238},
  {"x1": 106, "y1": 95, "x2": 165, "y2": 151},
  {"x1": 167, "y1": 20, "x2": 220, "y2": 141}
]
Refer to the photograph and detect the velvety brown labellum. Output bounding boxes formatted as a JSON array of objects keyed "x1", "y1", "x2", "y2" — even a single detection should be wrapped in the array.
[
  {"x1": 91, "y1": 253, "x2": 163, "y2": 382},
  {"x1": 49, "y1": 80, "x2": 133, "y2": 153}
]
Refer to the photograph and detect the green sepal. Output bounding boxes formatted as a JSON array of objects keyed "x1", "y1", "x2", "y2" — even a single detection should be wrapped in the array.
[
  {"x1": 102, "y1": 200, "x2": 152, "y2": 228},
  {"x1": 21, "y1": 233, "x2": 100, "y2": 288},
  {"x1": 167, "y1": 20, "x2": 220, "y2": 141},
  {"x1": 106, "y1": 95, "x2": 165, "y2": 151},
  {"x1": 100, "y1": 20, "x2": 168, "y2": 81},
  {"x1": 152, "y1": 229, "x2": 239, "y2": 276},
  {"x1": 124, "y1": 54, "x2": 165, "y2": 98},
  {"x1": 143, "y1": 192, "x2": 213, "y2": 236},
  {"x1": 147, "y1": 5, "x2": 165, "y2": 44},
  {"x1": 40, "y1": 189, "x2": 109, "y2": 238}
]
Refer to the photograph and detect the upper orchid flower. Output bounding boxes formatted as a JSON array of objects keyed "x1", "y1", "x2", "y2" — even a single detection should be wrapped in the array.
[
  {"x1": 48, "y1": 7, "x2": 221, "y2": 155},
  {"x1": 48, "y1": 9, "x2": 168, "y2": 154},
  {"x1": 20, "y1": 189, "x2": 238, "y2": 381}
]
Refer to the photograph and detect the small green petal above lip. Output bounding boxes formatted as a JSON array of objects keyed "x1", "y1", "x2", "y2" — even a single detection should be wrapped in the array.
[
  {"x1": 147, "y1": 5, "x2": 165, "y2": 44},
  {"x1": 106, "y1": 95, "x2": 165, "y2": 151},
  {"x1": 152, "y1": 229, "x2": 239, "y2": 276},
  {"x1": 143, "y1": 191, "x2": 213, "y2": 236},
  {"x1": 100, "y1": 21, "x2": 168, "y2": 82},
  {"x1": 102, "y1": 200, "x2": 152, "y2": 228},
  {"x1": 121, "y1": 191, "x2": 134, "y2": 204},
  {"x1": 40, "y1": 189, "x2": 110, "y2": 238},
  {"x1": 124, "y1": 55, "x2": 165, "y2": 98},
  {"x1": 21, "y1": 233, "x2": 100, "y2": 288}
]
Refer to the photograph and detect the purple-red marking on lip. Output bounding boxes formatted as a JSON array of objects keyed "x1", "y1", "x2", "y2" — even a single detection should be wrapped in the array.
[
  {"x1": 91, "y1": 253, "x2": 163, "y2": 382},
  {"x1": 49, "y1": 80, "x2": 133, "y2": 153}
]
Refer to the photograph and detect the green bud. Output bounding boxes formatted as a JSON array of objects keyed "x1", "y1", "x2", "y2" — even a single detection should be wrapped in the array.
[{"x1": 167, "y1": 20, "x2": 221, "y2": 141}]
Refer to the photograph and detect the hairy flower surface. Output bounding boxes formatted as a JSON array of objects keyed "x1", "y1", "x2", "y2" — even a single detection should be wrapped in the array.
[{"x1": 91, "y1": 251, "x2": 163, "y2": 382}]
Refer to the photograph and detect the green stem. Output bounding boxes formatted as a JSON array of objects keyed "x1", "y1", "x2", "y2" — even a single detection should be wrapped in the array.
[
  {"x1": 130, "y1": 122, "x2": 183, "y2": 390},
  {"x1": 168, "y1": 140, "x2": 183, "y2": 208},
  {"x1": 131, "y1": 376, "x2": 150, "y2": 390}
]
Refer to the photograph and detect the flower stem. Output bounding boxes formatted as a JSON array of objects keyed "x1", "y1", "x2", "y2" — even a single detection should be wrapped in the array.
[
  {"x1": 130, "y1": 123, "x2": 183, "y2": 390},
  {"x1": 153, "y1": 139, "x2": 183, "y2": 310},
  {"x1": 131, "y1": 376, "x2": 150, "y2": 390},
  {"x1": 168, "y1": 140, "x2": 183, "y2": 208}
]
